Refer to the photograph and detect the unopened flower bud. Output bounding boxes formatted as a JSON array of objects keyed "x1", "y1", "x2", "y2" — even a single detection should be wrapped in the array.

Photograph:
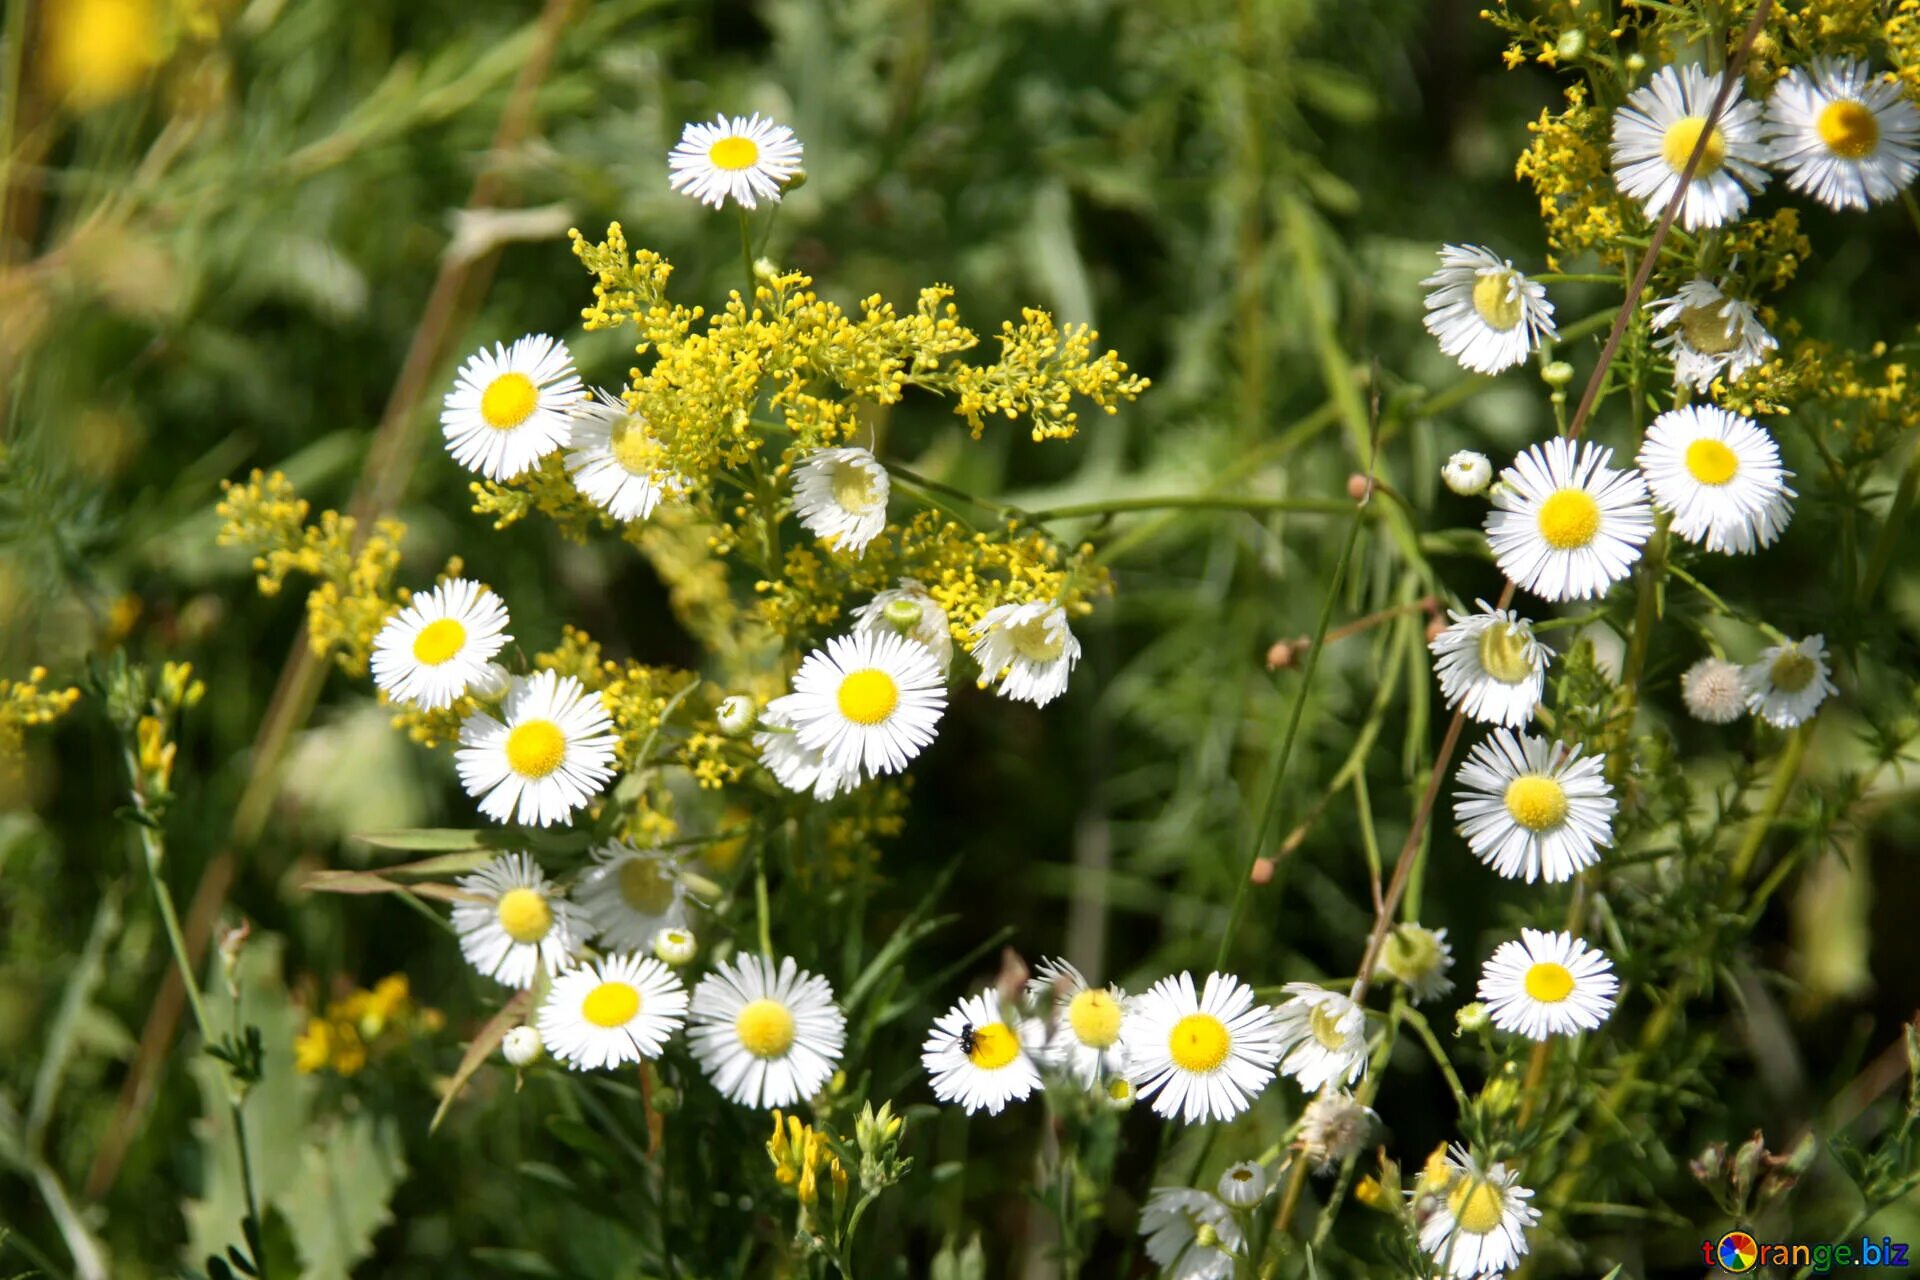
[
  {"x1": 1555, "y1": 28, "x2": 1585, "y2": 60},
  {"x1": 1625, "y1": 52, "x2": 1646, "y2": 74},
  {"x1": 1218, "y1": 1160, "x2": 1270, "y2": 1206},
  {"x1": 882, "y1": 598, "x2": 924, "y2": 633},
  {"x1": 1104, "y1": 1078, "x2": 1137, "y2": 1111},
  {"x1": 780, "y1": 169, "x2": 808, "y2": 194},
  {"x1": 1192, "y1": 1223, "x2": 1220, "y2": 1250},
  {"x1": 716, "y1": 694, "x2": 756, "y2": 736},
  {"x1": 1347, "y1": 473, "x2": 1373, "y2": 503},
  {"x1": 1443, "y1": 450, "x2": 1493, "y2": 497},
  {"x1": 1542, "y1": 360, "x2": 1575, "y2": 389},
  {"x1": 503, "y1": 1025, "x2": 542, "y2": 1067},
  {"x1": 653, "y1": 926, "x2": 698, "y2": 966},
  {"x1": 1455, "y1": 1001, "x2": 1491, "y2": 1034}
]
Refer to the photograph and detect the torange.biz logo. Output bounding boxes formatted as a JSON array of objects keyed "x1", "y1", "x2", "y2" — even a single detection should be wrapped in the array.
[{"x1": 1705, "y1": 1230, "x2": 1911, "y2": 1272}]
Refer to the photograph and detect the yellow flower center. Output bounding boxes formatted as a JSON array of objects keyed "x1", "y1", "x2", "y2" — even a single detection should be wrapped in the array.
[
  {"x1": 1475, "y1": 621, "x2": 1535, "y2": 685},
  {"x1": 1770, "y1": 649, "x2": 1816, "y2": 693},
  {"x1": 829, "y1": 461, "x2": 882, "y2": 513},
  {"x1": 1661, "y1": 116, "x2": 1727, "y2": 175},
  {"x1": 495, "y1": 887, "x2": 553, "y2": 944},
  {"x1": 1448, "y1": 1176, "x2": 1508, "y2": 1235},
  {"x1": 1471, "y1": 271, "x2": 1524, "y2": 331},
  {"x1": 1817, "y1": 99, "x2": 1880, "y2": 159},
  {"x1": 581, "y1": 980, "x2": 641, "y2": 1028},
  {"x1": 709, "y1": 135, "x2": 761, "y2": 170},
  {"x1": 1168, "y1": 1012, "x2": 1231, "y2": 1072},
  {"x1": 1677, "y1": 303, "x2": 1742, "y2": 356},
  {"x1": 1536, "y1": 488, "x2": 1601, "y2": 550},
  {"x1": 836, "y1": 669, "x2": 899, "y2": 725},
  {"x1": 411, "y1": 618, "x2": 467, "y2": 666},
  {"x1": 1308, "y1": 1001, "x2": 1350, "y2": 1051},
  {"x1": 1067, "y1": 988, "x2": 1123, "y2": 1048},
  {"x1": 1008, "y1": 617, "x2": 1065, "y2": 663},
  {"x1": 618, "y1": 857, "x2": 677, "y2": 914},
  {"x1": 965, "y1": 1021, "x2": 1020, "y2": 1069},
  {"x1": 735, "y1": 998, "x2": 797, "y2": 1058},
  {"x1": 609, "y1": 417, "x2": 659, "y2": 477},
  {"x1": 46, "y1": 0, "x2": 162, "y2": 110},
  {"x1": 505, "y1": 719, "x2": 567, "y2": 778},
  {"x1": 1684, "y1": 437, "x2": 1740, "y2": 486},
  {"x1": 1522, "y1": 961, "x2": 1576, "y2": 1003},
  {"x1": 480, "y1": 372, "x2": 539, "y2": 430},
  {"x1": 1504, "y1": 775, "x2": 1569, "y2": 832}
]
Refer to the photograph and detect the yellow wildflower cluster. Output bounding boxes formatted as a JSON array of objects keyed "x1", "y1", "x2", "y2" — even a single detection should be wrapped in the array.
[
  {"x1": 1722, "y1": 208, "x2": 1814, "y2": 293},
  {"x1": 1481, "y1": 0, "x2": 1634, "y2": 74},
  {"x1": 294, "y1": 974, "x2": 443, "y2": 1077},
  {"x1": 767, "y1": 1109, "x2": 849, "y2": 1213},
  {"x1": 0, "y1": 667, "x2": 82, "y2": 762},
  {"x1": 1514, "y1": 86, "x2": 1631, "y2": 268},
  {"x1": 1735, "y1": 0, "x2": 1892, "y2": 83},
  {"x1": 1721, "y1": 335, "x2": 1918, "y2": 454},
  {"x1": 1890, "y1": 1, "x2": 1920, "y2": 99}
]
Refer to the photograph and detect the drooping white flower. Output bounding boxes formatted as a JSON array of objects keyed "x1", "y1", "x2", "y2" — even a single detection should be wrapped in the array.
[
  {"x1": 793, "y1": 446, "x2": 890, "y2": 557},
  {"x1": 1269, "y1": 983, "x2": 1369, "y2": 1092},
  {"x1": 564, "y1": 388, "x2": 685, "y2": 522},
  {"x1": 970, "y1": 601, "x2": 1081, "y2": 707},
  {"x1": 1421, "y1": 245, "x2": 1558, "y2": 375},
  {"x1": 1742, "y1": 634, "x2": 1837, "y2": 728},
  {"x1": 1429, "y1": 600, "x2": 1553, "y2": 728},
  {"x1": 1648, "y1": 278, "x2": 1778, "y2": 393}
]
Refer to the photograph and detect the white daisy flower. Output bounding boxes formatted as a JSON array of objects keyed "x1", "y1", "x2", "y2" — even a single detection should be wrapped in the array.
[
  {"x1": 455, "y1": 670, "x2": 619, "y2": 827},
  {"x1": 1444, "y1": 450, "x2": 1494, "y2": 497},
  {"x1": 451, "y1": 852, "x2": 583, "y2": 988},
  {"x1": 1485, "y1": 437, "x2": 1654, "y2": 602},
  {"x1": 765, "y1": 629, "x2": 946, "y2": 783},
  {"x1": 564, "y1": 389, "x2": 685, "y2": 522},
  {"x1": 851, "y1": 579, "x2": 955, "y2": 674},
  {"x1": 369, "y1": 578, "x2": 512, "y2": 710},
  {"x1": 1139, "y1": 1187, "x2": 1244, "y2": 1280},
  {"x1": 574, "y1": 842, "x2": 688, "y2": 953},
  {"x1": 688, "y1": 954, "x2": 845, "y2": 1109},
  {"x1": 1764, "y1": 57, "x2": 1920, "y2": 211},
  {"x1": 1453, "y1": 727, "x2": 1615, "y2": 884},
  {"x1": 970, "y1": 601, "x2": 1082, "y2": 707},
  {"x1": 1417, "y1": 1145, "x2": 1542, "y2": 1279},
  {"x1": 1374, "y1": 922, "x2": 1455, "y2": 1004},
  {"x1": 752, "y1": 704, "x2": 857, "y2": 801},
  {"x1": 793, "y1": 446, "x2": 890, "y2": 557},
  {"x1": 1429, "y1": 600, "x2": 1554, "y2": 728},
  {"x1": 667, "y1": 112, "x2": 804, "y2": 211},
  {"x1": 1217, "y1": 1161, "x2": 1271, "y2": 1207},
  {"x1": 1648, "y1": 278, "x2": 1778, "y2": 393},
  {"x1": 1269, "y1": 983, "x2": 1369, "y2": 1092},
  {"x1": 1420, "y1": 245, "x2": 1558, "y2": 375},
  {"x1": 1742, "y1": 634, "x2": 1837, "y2": 728},
  {"x1": 1681, "y1": 656, "x2": 1746, "y2": 724},
  {"x1": 441, "y1": 334, "x2": 583, "y2": 481},
  {"x1": 537, "y1": 952, "x2": 688, "y2": 1071},
  {"x1": 922, "y1": 989, "x2": 1044, "y2": 1116},
  {"x1": 1123, "y1": 972, "x2": 1283, "y2": 1123},
  {"x1": 1478, "y1": 928, "x2": 1620, "y2": 1040},
  {"x1": 1637, "y1": 404, "x2": 1795, "y2": 555},
  {"x1": 1298, "y1": 1092, "x2": 1377, "y2": 1173},
  {"x1": 1610, "y1": 64, "x2": 1769, "y2": 230},
  {"x1": 1026, "y1": 957, "x2": 1128, "y2": 1088}
]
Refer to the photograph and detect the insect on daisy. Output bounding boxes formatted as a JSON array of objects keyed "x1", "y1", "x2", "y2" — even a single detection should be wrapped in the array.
[
  {"x1": 1429, "y1": 600, "x2": 1553, "y2": 728},
  {"x1": 1682, "y1": 655, "x2": 1746, "y2": 724},
  {"x1": 753, "y1": 704, "x2": 856, "y2": 801},
  {"x1": 451, "y1": 852, "x2": 582, "y2": 988},
  {"x1": 1648, "y1": 278, "x2": 1778, "y2": 393},
  {"x1": 766, "y1": 629, "x2": 946, "y2": 783},
  {"x1": 564, "y1": 389, "x2": 685, "y2": 523},
  {"x1": 1420, "y1": 245, "x2": 1558, "y2": 375},
  {"x1": 456, "y1": 669, "x2": 619, "y2": 827},
  {"x1": 970, "y1": 601, "x2": 1082, "y2": 707},
  {"x1": 1485, "y1": 437, "x2": 1654, "y2": 602},
  {"x1": 574, "y1": 841, "x2": 688, "y2": 953},
  {"x1": 1742, "y1": 634, "x2": 1838, "y2": 728},
  {"x1": 793, "y1": 446, "x2": 890, "y2": 557},
  {"x1": 538, "y1": 952, "x2": 688, "y2": 1071},
  {"x1": 688, "y1": 954, "x2": 846, "y2": 1109},
  {"x1": 922, "y1": 989, "x2": 1043, "y2": 1116},
  {"x1": 1138, "y1": 1187, "x2": 1244, "y2": 1280},
  {"x1": 1418, "y1": 1145, "x2": 1542, "y2": 1279},
  {"x1": 1477, "y1": 928, "x2": 1619, "y2": 1040},
  {"x1": 1026, "y1": 957, "x2": 1128, "y2": 1088},
  {"x1": 851, "y1": 579, "x2": 955, "y2": 674},
  {"x1": 1453, "y1": 727, "x2": 1615, "y2": 884},
  {"x1": 1637, "y1": 405, "x2": 1794, "y2": 554},
  {"x1": 667, "y1": 112, "x2": 803, "y2": 211},
  {"x1": 1610, "y1": 63, "x2": 1768, "y2": 230},
  {"x1": 369, "y1": 578, "x2": 512, "y2": 710},
  {"x1": 1764, "y1": 57, "x2": 1920, "y2": 211},
  {"x1": 441, "y1": 334, "x2": 583, "y2": 482},
  {"x1": 1269, "y1": 982, "x2": 1369, "y2": 1092},
  {"x1": 1122, "y1": 971, "x2": 1282, "y2": 1124}
]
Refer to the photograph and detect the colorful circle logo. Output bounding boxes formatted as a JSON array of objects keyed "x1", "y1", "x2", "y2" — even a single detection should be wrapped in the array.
[{"x1": 1717, "y1": 1231, "x2": 1760, "y2": 1272}]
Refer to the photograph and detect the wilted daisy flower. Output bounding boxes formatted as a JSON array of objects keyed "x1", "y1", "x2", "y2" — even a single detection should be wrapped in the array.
[
  {"x1": 451, "y1": 853, "x2": 582, "y2": 988},
  {"x1": 767, "y1": 630, "x2": 946, "y2": 783},
  {"x1": 1123, "y1": 972, "x2": 1281, "y2": 1124},
  {"x1": 1443, "y1": 450, "x2": 1494, "y2": 497},
  {"x1": 1139, "y1": 1188, "x2": 1244, "y2": 1280},
  {"x1": 538, "y1": 953, "x2": 687, "y2": 1071},
  {"x1": 1478, "y1": 929, "x2": 1619, "y2": 1040},
  {"x1": 1026, "y1": 957, "x2": 1127, "y2": 1088},
  {"x1": 1217, "y1": 1161, "x2": 1271, "y2": 1207},
  {"x1": 441, "y1": 334, "x2": 582, "y2": 481},
  {"x1": 456, "y1": 670, "x2": 618, "y2": 827},
  {"x1": 1637, "y1": 405, "x2": 1794, "y2": 554},
  {"x1": 1270, "y1": 983, "x2": 1369, "y2": 1092},
  {"x1": 1299, "y1": 1092, "x2": 1378, "y2": 1172},
  {"x1": 1485, "y1": 438, "x2": 1654, "y2": 602},
  {"x1": 1420, "y1": 245, "x2": 1558, "y2": 375},
  {"x1": 1763, "y1": 57, "x2": 1920, "y2": 211},
  {"x1": 922, "y1": 989, "x2": 1043, "y2": 1116},
  {"x1": 971, "y1": 601, "x2": 1082, "y2": 707},
  {"x1": 1418, "y1": 1146, "x2": 1541, "y2": 1279},
  {"x1": 753, "y1": 705, "x2": 855, "y2": 801},
  {"x1": 1648, "y1": 278, "x2": 1778, "y2": 393},
  {"x1": 667, "y1": 112, "x2": 803, "y2": 211},
  {"x1": 575, "y1": 842, "x2": 687, "y2": 953},
  {"x1": 793, "y1": 447, "x2": 890, "y2": 557},
  {"x1": 1682, "y1": 656, "x2": 1746, "y2": 724},
  {"x1": 1742, "y1": 634, "x2": 1837, "y2": 728},
  {"x1": 1429, "y1": 601, "x2": 1553, "y2": 727},
  {"x1": 851, "y1": 579, "x2": 955, "y2": 673},
  {"x1": 688, "y1": 955, "x2": 845, "y2": 1109},
  {"x1": 369, "y1": 578, "x2": 511, "y2": 710},
  {"x1": 1453, "y1": 728, "x2": 1615, "y2": 884},
  {"x1": 564, "y1": 389, "x2": 684, "y2": 522},
  {"x1": 1374, "y1": 922, "x2": 1455, "y2": 1004},
  {"x1": 1610, "y1": 64, "x2": 1768, "y2": 230}
]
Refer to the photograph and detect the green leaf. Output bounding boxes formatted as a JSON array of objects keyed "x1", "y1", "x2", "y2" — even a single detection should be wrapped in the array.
[
  {"x1": 352, "y1": 829, "x2": 498, "y2": 853},
  {"x1": 274, "y1": 1114, "x2": 406, "y2": 1280}
]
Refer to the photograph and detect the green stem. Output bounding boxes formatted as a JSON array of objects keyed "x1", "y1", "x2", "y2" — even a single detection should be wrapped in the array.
[
  {"x1": 1401, "y1": 1005, "x2": 1470, "y2": 1111},
  {"x1": 737, "y1": 207, "x2": 757, "y2": 300},
  {"x1": 1860, "y1": 434, "x2": 1920, "y2": 605},
  {"x1": 1727, "y1": 724, "x2": 1809, "y2": 886},
  {"x1": 1031, "y1": 494, "x2": 1355, "y2": 522},
  {"x1": 1621, "y1": 519, "x2": 1668, "y2": 692},
  {"x1": 122, "y1": 750, "x2": 214, "y2": 1043},
  {"x1": 755, "y1": 844, "x2": 774, "y2": 961},
  {"x1": 232, "y1": 1103, "x2": 271, "y2": 1280}
]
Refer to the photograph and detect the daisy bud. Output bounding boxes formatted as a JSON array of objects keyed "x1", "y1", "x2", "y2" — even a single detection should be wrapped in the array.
[
  {"x1": 1555, "y1": 28, "x2": 1584, "y2": 60},
  {"x1": 1192, "y1": 1223, "x2": 1220, "y2": 1250},
  {"x1": 1103, "y1": 1078, "x2": 1137, "y2": 1111},
  {"x1": 1265, "y1": 639, "x2": 1300, "y2": 671},
  {"x1": 1455, "y1": 1001, "x2": 1491, "y2": 1034},
  {"x1": 716, "y1": 694, "x2": 756, "y2": 736},
  {"x1": 1249, "y1": 856, "x2": 1275, "y2": 885},
  {"x1": 1346, "y1": 473, "x2": 1373, "y2": 503},
  {"x1": 781, "y1": 168, "x2": 808, "y2": 194},
  {"x1": 1442, "y1": 450, "x2": 1493, "y2": 497},
  {"x1": 653, "y1": 926, "x2": 698, "y2": 966},
  {"x1": 1425, "y1": 615, "x2": 1448, "y2": 645},
  {"x1": 1541, "y1": 360, "x2": 1575, "y2": 388},
  {"x1": 1217, "y1": 1160, "x2": 1270, "y2": 1206},
  {"x1": 502, "y1": 1025, "x2": 543, "y2": 1067},
  {"x1": 1625, "y1": 52, "x2": 1646, "y2": 74}
]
